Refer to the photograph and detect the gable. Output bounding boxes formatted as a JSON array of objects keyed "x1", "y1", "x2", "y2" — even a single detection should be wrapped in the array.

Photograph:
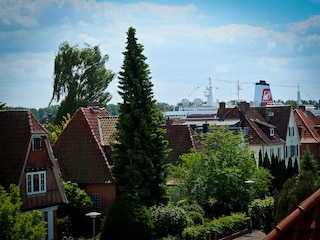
[
  {"x1": 53, "y1": 108, "x2": 114, "y2": 184},
  {"x1": 0, "y1": 111, "x2": 45, "y2": 188}
]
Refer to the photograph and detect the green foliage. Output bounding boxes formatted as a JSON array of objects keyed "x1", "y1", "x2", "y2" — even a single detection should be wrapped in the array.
[
  {"x1": 112, "y1": 27, "x2": 169, "y2": 206},
  {"x1": 273, "y1": 170, "x2": 320, "y2": 224},
  {"x1": 150, "y1": 204, "x2": 188, "y2": 238},
  {"x1": 301, "y1": 147, "x2": 318, "y2": 174},
  {"x1": 206, "y1": 213, "x2": 247, "y2": 238},
  {"x1": 188, "y1": 211, "x2": 204, "y2": 225},
  {"x1": 50, "y1": 41, "x2": 115, "y2": 124},
  {"x1": 100, "y1": 195, "x2": 154, "y2": 240},
  {"x1": 172, "y1": 126, "x2": 272, "y2": 215},
  {"x1": 106, "y1": 103, "x2": 119, "y2": 116},
  {"x1": 57, "y1": 181, "x2": 93, "y2": 237},
  {"x1": 44, "y1": 113, "x2": 71, "y2": 144},
  {"x1": 249, "y1": 197, "x2": 274, "y2": 233},
  {"x1": 182, "y1": 225, "x2": 207, "y2": 240},
  {"x1": 0, "y1": 184, "x2": 46, "y2": 240},
  {"x1": 259, "y1": 153, "x2": 299, "y2": 192}
]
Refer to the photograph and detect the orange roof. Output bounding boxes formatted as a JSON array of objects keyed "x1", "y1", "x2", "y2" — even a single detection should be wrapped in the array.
[
  {"x1": 294, "y1": 109, "x2": 320, "y2": 144},
  {"x1": 265, "y1": 188, "x2": 320, "y2": 240},
  {"x1": 53, "y1": 107, "x2": 114, "y2": 184}
]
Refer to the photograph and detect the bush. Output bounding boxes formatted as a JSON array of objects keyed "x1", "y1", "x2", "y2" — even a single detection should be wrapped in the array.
[
  {"x1": 177, "y1": 200, "x2": 205, "y2": 215},
  {"x1": 188, "y1": 211, "x2": 204, "y2": 225},
  {"x1": 182, "y1": 225, "x2": 207, "y2": 240},
  {"x1": 249, "y1": 197, "x2": 274, "y2": 233},
  {"x1": 150, "y1": 204, "x2": 188, "y2": 238},
  {"x1": 206, "y1": 212, "x2": 247, "y2": 238},
  {"x1": 100, "y1": 195, "x2": 154, "y2": 240}
]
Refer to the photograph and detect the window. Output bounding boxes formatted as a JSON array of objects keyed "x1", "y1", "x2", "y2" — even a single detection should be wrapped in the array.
[
  {"x1": 33, "y1": 137, "x2": 41, "y2": 151},
  {"x1": 27, "y1": 171, "x2": 46, "y2": 195},
  {"x1": 269, "y1": 128, "x2": 274, "y2": 137},
  {"x1": 288, "y1": 127, "x2": 294, "y2": 137},
  {"x1": 290, "y1": 145, "x2": 296, "y2": 157},
  {"x1": 277, "y1": 148, "x2": 281, "y2": 158},
  {"x1": 92, "y1": 194, "x2": 101, "y2": 209}
]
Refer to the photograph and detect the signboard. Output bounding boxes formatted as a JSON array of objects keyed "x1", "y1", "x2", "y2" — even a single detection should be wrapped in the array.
[{"x1": 261, "y1": 88, "x2": 273, "y2": 106}]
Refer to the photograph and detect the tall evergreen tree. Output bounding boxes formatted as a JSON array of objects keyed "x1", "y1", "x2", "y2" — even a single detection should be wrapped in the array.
[{"x1": 112, "y1": 27, "x2": 169, "y2": 207}]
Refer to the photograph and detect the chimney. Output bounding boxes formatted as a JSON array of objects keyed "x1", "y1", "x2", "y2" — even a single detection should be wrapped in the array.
[
  {"x1": 88, "y1": 102, "x2": 99, "y2": 110},
  {"x1": 239, "y1": 101, "x2": 250, "y2": 112},
  {"x1": 219, "y1": 102, "x2": 226, "y2": 110}
]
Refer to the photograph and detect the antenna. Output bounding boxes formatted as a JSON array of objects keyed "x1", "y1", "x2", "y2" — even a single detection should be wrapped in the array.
[{"x1": 237, "y1": 79, "x2": 242, "y2": 103}]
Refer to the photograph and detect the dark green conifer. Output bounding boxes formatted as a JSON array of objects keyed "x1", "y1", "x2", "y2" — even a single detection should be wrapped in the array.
[{"x1": 112, "y1": 27, "x2": 169, "y2": 207}]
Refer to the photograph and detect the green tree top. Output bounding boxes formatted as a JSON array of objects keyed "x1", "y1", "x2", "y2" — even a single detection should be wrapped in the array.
[
  {"x1": 172, "y1": 126, "x2": 272, "y2": 214},
  {"x1": 112, "y1": 27, "x2": 169, "y2": 207},
  {"x1": 50, "y1": 41, "x2": 115, "y2": 124}
]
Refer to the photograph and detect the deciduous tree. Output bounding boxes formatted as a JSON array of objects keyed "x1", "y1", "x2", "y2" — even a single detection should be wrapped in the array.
[
  {"x1": 172, "y1": 126, "x2": 272, "y2": 216},
  {"x1": 112, "y1": 27, "x2": 169, "y2": 207},
  {"x1": 0, "y1": 184, "x2": 46, "y2": 240},
  {"x1": 49, "y1": 42, "x2": 115, "y2": 124}
]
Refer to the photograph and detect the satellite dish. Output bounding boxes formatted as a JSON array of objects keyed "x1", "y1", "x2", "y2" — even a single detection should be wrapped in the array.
[
  {"x1": 181, "y1": 98, "x2": 190, "y2": 107},
  {"x1": 193, "y1": 97, "x2": 203, "y2": 106}
]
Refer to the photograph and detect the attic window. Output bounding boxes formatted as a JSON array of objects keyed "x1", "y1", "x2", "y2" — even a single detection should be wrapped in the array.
[
  {"x1": 270, "y1": 128, "x2": 274, "y2": 137},
  {"x1": 33, "y1": 137, "x2": 41, "y2": 151}
]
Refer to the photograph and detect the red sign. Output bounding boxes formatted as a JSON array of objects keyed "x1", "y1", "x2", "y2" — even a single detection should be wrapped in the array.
[{"x1": 261, "y1": 88, "x2": 273, "y2": 106}]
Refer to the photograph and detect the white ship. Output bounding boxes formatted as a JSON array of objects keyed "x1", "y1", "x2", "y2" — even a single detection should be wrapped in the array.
[{"x1": 164, "y1": 79, "x2": 219, "y2": 119}]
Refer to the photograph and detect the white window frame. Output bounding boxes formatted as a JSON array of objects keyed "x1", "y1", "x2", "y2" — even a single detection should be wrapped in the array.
[
  {"x1": 26, "y1": 171, "x2": 46, "y2": 195},
  {"x1": 269, "y1": 128, "x2": 274, "y2": 137},
  {"x1": 32, "y1": 137, "x2": 42, "y2": 151}
]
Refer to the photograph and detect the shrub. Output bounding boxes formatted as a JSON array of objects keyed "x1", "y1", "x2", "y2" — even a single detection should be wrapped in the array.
[
  {"x1": 206, "y1": 212, "x2": 247, "y2": 238},
  {"x1": 182, "y1": 225, "x2": 207, "y2": 240},
  {"x1": 249, "y1": 197, "x2": 274, "y2": 233},
  {"x1": 100, "y1": 195, "x2": 154, "y2": 240},
  {"x1": 150, "y1": 204, "x2": 188, "y2": 238},
  {"x1": 177, "y1": 200, "x2": 205, "y2": 215},
  {"x1": 188, "y1": 211, "x2": 204, "y2": 225}
]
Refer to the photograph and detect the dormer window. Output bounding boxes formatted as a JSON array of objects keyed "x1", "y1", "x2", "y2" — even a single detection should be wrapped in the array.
[
  {"x1": 270, "y1": 128, "x2": 274, "y2": 137},
  {"x1": 33, "y1": 137, "x2": 41, "y2": 151},
  {"x1": 26, "y1": 171, "x2": 46, "y2": 195}
]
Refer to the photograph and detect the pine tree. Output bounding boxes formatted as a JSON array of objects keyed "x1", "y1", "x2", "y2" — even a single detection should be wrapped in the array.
[{"x1": 112, "y1": 27, "x2": 169, "y2": 207}]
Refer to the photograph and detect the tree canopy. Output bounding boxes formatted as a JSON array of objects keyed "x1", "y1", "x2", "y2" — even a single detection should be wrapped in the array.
[
  {"x1": 112, "y1": 27, "x2": 169, "y2": 207},
  {"x1": 0, "y1": 184, "x2": 46, "y2": 240},
  {"x1": 172, "y1": 126, "x2": 272, "y2": 215},
  {"x1": 49, "y1": 41, "x2": 115, "y2": 124}
]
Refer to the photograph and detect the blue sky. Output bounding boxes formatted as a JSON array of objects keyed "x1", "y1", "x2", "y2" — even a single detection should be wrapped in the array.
[{"x1": 0, "y1": 0, "x2": 319, "y2": 108}]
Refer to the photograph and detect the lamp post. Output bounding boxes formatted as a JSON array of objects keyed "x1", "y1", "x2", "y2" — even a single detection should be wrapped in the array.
[
  {"x1": 244, "y1": 180, "x2": 254, "y2": 206},
  {"x1": 85, "y1": 211, "x2": 101, "y2": 240},
  {"x1": 244, "y1": 180, "x2": 254, "y2": 234}
]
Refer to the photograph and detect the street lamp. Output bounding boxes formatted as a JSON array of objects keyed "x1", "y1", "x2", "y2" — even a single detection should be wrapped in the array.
[
  {"x1": 85, "y1": 211, "x2": 101, "y2": 240},
  {"x1": 244, "y1": 180, "x2": 254, "y2": 205}
]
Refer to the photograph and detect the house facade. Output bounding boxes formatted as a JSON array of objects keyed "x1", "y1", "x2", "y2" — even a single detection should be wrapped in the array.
[
  {"x1": 53, "y1": 106, "x2": 117, "y2": 215},
  {"x1": 0, "y1": 110, "x2": 67, "y2": 240},
  {"x1": 257, "y1": 105, "x2": 301, "y2": 168}
]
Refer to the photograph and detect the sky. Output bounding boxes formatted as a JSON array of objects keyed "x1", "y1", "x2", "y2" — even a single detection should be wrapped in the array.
[{"x1": 0, "y1": 0, "x2": 320, "y2": 109}]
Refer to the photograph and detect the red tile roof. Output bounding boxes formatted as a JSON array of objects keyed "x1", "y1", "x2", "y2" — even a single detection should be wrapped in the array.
[
  {"x1": 223, "y1": 104, "x2": 284, "y2": 145},
  {"x1": 265, "y1": 188, "x2": 320, "y2": 240},
  {"x1": 164, "y1": 119, "x2": 202, "y2": 164},
  {"x1": 294, "y1": 109, "x2": 320, "y2": 144},
  {"x1": 53, "y1": 107, "x2": 114, "y2": 184},
  {"x1": 0, "y1": 110, "x2": 47, "y2": 188},
  {"x1": 257, "y1": 106, "x2": 292, "y2": 141}
]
